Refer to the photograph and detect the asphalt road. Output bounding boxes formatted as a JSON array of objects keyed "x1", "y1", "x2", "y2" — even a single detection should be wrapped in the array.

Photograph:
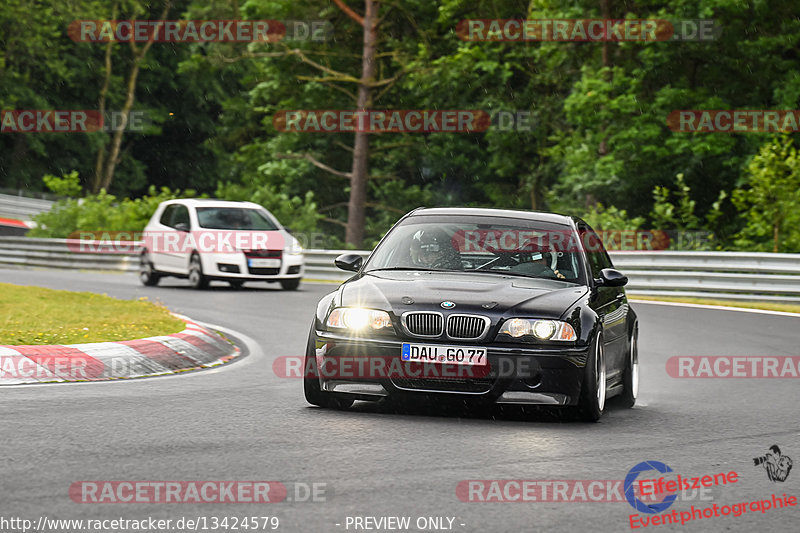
[{"x1": 1, "y1": 268, "x2": 798, "y2": 533}]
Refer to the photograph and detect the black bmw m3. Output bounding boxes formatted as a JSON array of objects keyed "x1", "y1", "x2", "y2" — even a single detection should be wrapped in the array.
[{"x1": 304, "y1": 207, "x2": 638, "y2": 421}]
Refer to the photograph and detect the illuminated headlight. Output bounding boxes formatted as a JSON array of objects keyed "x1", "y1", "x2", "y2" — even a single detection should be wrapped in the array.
[
  {"x1": 326, "y1": 308, "x2": 393, "y2": 332},
  {"x1": 284, "y1": 237, "x2": 304, "y2": 256},
  {"x1": 498, "y1": 319, "x2": 576, "y2": 341}
]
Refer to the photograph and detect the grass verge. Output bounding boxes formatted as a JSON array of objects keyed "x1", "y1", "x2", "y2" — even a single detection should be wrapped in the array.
[
  {"x1": 0, "y1": 282, "x2": 185, "y2": 345},
  {"x1": 630, "y1": 295, "x2": 800, "y2": 314}
]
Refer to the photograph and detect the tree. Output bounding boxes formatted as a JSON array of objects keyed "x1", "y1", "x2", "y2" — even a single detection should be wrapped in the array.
[
  {"x1": 92, "y1": 0, "x2": 171, "y2": 193},
  {"x1": 732, "y1": 136, "x2": 800, "y2": 253}
]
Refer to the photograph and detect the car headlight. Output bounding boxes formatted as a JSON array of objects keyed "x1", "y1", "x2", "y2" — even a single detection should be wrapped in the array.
[
  {"x1": 284, "y1": 238, "x2": 304, "y2": 256},
  {"x1": 326, "y1": 308, "x2": 393, "y2": 332},
  {"x1": 498, "y1": 319, "x2": 576, "y2": 341}
]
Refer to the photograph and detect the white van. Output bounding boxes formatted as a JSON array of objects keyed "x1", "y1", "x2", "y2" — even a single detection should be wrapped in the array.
[{"x1": 139, "y1": 199, "x2": 304, "y2": 290}]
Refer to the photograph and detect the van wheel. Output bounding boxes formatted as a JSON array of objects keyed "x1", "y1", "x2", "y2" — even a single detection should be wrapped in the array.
[
  {"x1": 139, "y1": 251, "x2": 161, "y2": 287},
  {"x1": 188, "y1": 254, "x2": 208, "y2": 290}
]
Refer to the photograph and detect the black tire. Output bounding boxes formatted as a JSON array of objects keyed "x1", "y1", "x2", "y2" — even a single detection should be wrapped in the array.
[
  {"x1": 229, "y1": 280, "x2": 245, "y2": 289},
  {"x1": 280, "y1": 278, "x2": 301, "y2": 291},
  {"x1": 303, "y1": 328, "x2": 354, "y2": 409},
  {"x1": 577, "y1": 331, "x2": 607, "y2": 422},
  {"x1": 188, "y1": 253, "x2": 209, "y2": 290},
  {"x1": 139, "y1": 251, "x2": 161, "y2": 287},
  {"x1": 619, "y1": 323, "x2": 639, "y2": 408}
]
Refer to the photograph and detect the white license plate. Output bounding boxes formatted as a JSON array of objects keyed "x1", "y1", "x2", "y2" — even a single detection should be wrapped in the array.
[
  {"x1": 248, "y1": 258, "x2": 281, "y2": 268},
  {"x1": 401, "y1": 343, "x2": 487, "y2": 366}
]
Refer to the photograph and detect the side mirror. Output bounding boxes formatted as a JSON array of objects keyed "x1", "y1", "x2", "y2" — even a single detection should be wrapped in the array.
[
  {"x1": 335, "y1": 253, "x2": 364, "y2": 273},
  {"x1": 174, "y1": 223, "x2": 190, "y2": 232},
  {"x1": 597, "y1": 268, "x2": 628, "y2": 287}
]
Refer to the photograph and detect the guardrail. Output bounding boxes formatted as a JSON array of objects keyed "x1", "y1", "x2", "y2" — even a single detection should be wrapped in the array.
[
  {"x1": 0, "y1": 237, "x2": 138, "y2": 272},
  {"x1": 0, "y1": 193, "x2": 54, "y2": 220},
  {"x1": 1, "y1": 237, "x2": 798, "y2": 302}
]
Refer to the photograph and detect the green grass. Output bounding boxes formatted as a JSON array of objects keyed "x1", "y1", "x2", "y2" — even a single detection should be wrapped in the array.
[
  {"x1": 0, "y1": 282, "x2": 185, "y2": 345},
  {"x1": 630, "y1": 295, "x2": 800, "y2": 314}
]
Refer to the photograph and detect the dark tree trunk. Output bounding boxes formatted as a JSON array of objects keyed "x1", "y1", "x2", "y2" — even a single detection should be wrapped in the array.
[{"x1": 344, "y1": 0, "x2": 378, "y2": 247}]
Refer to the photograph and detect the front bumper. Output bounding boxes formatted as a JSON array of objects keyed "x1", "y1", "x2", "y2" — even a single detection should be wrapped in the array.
[
  {"x1": 312, "y1": 330, "x2": 589, "y2": 406},
  {"x1": 199, "y1": 252, "x2": 304, "y2": 280}
]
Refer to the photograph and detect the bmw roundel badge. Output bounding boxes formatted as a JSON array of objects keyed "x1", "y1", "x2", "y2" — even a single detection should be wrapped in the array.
[{"x1": 440, "y1": 301, "x2": 456, "y2": 309}]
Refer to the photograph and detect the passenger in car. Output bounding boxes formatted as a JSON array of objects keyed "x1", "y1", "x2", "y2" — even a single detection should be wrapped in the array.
[{"x1": 512, "y1": 250, "x2": 566, "y2": 279}]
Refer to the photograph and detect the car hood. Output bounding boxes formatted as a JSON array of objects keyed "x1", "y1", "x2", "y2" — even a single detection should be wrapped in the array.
[{"x1": 339, "y1": 271, "x2": 589, "y2": 319}]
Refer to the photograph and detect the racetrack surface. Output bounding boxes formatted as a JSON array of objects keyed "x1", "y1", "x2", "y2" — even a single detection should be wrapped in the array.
[{"x1": 1, "y1": 268, "x2": 798, "y2": 532}]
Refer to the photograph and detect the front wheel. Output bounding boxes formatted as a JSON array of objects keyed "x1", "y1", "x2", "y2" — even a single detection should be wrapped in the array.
[
  {"x1": 139, "y1": 251, "x2": 161, "y2": 287},
  {"x1": 577, "y1": 331, "x2": 606, "y2": 422},
  {"x1": 303, "y1": 329, "x2": 354, "y2": 409},
  {"x1": 188, "y1": 254, "x2": 209, "y2": 290},
  {"x1": 619, "y1": 324, "x2": 639, "y2": 408}
]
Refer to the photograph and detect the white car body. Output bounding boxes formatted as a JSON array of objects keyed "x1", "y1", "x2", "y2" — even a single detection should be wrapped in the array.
[{"x1": 139, "y1": 199, "x2": 304, "y2": 289}]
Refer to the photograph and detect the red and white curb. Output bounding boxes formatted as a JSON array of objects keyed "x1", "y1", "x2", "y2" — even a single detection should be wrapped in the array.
[{"x1": 0, "y1": 314, "x2": 240, "y2": 384}]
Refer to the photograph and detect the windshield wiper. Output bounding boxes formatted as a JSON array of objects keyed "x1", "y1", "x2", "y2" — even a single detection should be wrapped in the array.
[
  {"x1": 366, "y1": 267, "x2": 460, "y2": 273},
  {"x1": 463, "y1": 268, "x2": 577, "y2": 283}
]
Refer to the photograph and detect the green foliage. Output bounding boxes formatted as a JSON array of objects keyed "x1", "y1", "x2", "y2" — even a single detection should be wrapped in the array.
[
  {"x1": 651, "y1": 174, "x2": 700, "y2": 231},
  {"x1": 732, "y1": 136, "x2": 800, "y2": 252},
  {"x1": 42, "y1": 170, "x2": 82, "y2": 197},
  {"x1": 29, "y1": 186, "x2": 195, "y2": 238},
  {"x1": 580, "y1": 204, "x2": 644, "y2": 232}
]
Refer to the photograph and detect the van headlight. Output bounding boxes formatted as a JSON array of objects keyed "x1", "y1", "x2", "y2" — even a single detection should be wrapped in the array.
[{"x1": 284, "y1": 237, "x2": 304, "y2": 256}]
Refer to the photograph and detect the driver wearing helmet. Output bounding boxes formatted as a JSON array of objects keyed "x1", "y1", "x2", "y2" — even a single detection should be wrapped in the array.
[{"x1": 409, "y1": 229, "x2": 460, "y2": 269}]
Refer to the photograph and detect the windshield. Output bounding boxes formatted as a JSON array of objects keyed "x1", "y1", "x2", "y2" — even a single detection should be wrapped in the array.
[
  {"x1": 365, "y1": 215, "x2": 586, "y2": 284},
  {"x1": 196, "y1": 207, "x2": 278, "y2": 230}
]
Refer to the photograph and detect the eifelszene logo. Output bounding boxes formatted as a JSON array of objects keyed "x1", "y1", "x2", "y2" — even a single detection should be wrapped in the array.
[{"x1": 625, "y1": 461, "x2": 677, "y2": 514}]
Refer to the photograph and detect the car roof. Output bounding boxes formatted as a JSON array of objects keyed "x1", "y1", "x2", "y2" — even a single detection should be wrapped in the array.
[
  {"x1": 408, "y1": 207, "x2": 575, "y2": 226},
  {"x1": 162, "y1": 198, "x2": 263, "y2": 209}
]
